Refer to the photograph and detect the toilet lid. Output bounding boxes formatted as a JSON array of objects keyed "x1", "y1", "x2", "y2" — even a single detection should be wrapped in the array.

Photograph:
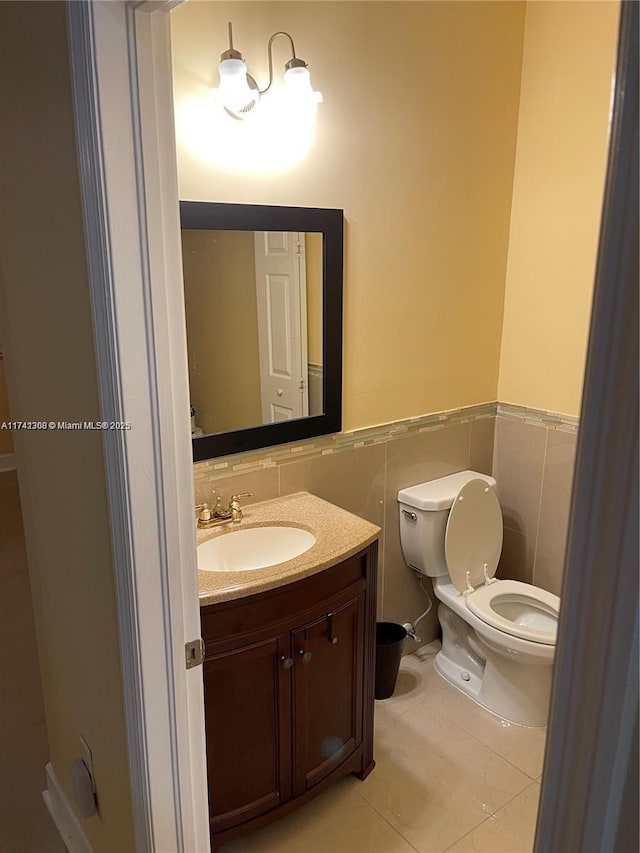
[{"x1": 445, "y1": 479, "x2": 503, "y2": 592}]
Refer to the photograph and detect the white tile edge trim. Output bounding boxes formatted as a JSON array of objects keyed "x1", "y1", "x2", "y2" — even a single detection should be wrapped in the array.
[
  {"x1": 0, "y1": 453, "x2": 16, "y2": 472},
  {"x1": 42, "y1": 762, "x2": 93, "y2": 853}
]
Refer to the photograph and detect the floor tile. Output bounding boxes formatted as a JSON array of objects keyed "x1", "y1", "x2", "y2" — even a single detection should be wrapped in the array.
[
  {"x1": 383, "y1": 651, "x2": 546, "y2": 780},
  {"x1": 359, "y1": 690, "x2": 531, "y2": 852},
  {"x1": 221, "y1": 649, "x2": 544, "y2": 853},
  {"x1": 380, "y1": 643, "x2": 442, "y2": 717},
  {"x1": 221, "y1": 776, "x2": 416, "y2": 853},
  {"x1": 444, "y1": 783, "x2": 540, "y2": 852}
]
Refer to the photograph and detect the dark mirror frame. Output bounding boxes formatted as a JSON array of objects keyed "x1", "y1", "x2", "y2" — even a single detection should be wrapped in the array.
[{"x1": 180, "y1": 201, "x2": 344, "y2": 461}]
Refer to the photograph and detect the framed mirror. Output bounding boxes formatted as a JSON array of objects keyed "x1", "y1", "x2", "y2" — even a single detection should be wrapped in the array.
[{"x1": 180, "y1": 202, "x2": 343, "y2": 461}]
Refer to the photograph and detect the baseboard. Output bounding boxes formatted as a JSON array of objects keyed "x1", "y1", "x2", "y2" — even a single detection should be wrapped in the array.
[{"x1": 42, "y1": 763, "x2": 93, "y2": 853}]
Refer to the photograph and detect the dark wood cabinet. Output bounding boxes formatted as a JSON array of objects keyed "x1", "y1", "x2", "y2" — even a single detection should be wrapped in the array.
[
  {"x1": 203, "y1": 633, "x2": 292, "y2": 833},
  {"x1": 292, "y1": 595, "x2": 364, "y2": 794},
  {"x1": 201, "y1": 542, "x2": 377, "y2": 850}
]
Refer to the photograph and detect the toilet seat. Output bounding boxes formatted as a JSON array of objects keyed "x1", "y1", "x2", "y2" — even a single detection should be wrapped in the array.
[{"x1": 466, "y1": 580, "x2": 559, "y2": 645}]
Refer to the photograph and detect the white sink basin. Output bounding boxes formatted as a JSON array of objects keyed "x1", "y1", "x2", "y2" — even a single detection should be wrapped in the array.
[{"x1": 198, "y1": 526, "x2": 316, "y2": 572}]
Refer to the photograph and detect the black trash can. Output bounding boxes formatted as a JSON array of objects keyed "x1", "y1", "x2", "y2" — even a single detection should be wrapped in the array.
[{"x1": 375, "y1": 622, "x2": 407, "y2": 700}]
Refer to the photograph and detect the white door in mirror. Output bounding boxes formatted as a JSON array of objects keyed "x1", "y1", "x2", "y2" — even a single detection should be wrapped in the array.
[
  {"x1": 254, "y1": 231, "x2": 309, "y2": 422},
  {"x1": 198, "y1": 526, "x2": 316, "y2": 572}
]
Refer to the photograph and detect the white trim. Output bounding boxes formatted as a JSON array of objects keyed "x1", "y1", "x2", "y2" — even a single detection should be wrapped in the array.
[
  {"x1": 42, "y1": 763, "x2": 93, "y2": 853},
  {"x1": 133, "y1": 0, "x2": 186, "y2": 11},
  {"x1": 130, "y1": 7, "x2": 210, "y2": 850},
  {"x1": 0, "y1": 452, "x2": 16, "y2": 472},
  {"x1": 66, "y1": 2, "x2": 208, "y2": 851}
]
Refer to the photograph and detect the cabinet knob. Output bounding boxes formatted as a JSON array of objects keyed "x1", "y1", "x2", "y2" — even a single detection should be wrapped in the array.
[
  {"x1": 299, "y1": 650, "x2": 312, "y2": 663},
  {"x1": 280, "y1": 656, "x2": 294, "y2": 670}
]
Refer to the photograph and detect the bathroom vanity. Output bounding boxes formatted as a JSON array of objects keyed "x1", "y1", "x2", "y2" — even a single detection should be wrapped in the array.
[{"x1": 197, "y1": 493, "x2": 379, "y2": 850}]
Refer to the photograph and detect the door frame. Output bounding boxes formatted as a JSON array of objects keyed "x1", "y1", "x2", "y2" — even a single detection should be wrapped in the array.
[
  {"x1": 67, "y1": 1, "x2": 637, "y2": 851},
  {"x1": 66, "y1": 2, "x2": 209, "y2": 850}
]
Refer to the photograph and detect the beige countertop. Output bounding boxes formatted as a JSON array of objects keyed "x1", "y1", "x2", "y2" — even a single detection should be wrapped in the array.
[{"x1": 197, "y1": 492, "x2": 380, "y2": 606}]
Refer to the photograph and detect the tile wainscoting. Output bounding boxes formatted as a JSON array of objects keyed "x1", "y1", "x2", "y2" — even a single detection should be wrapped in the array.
[
  {"x1": 193, "y1": 403, "x2": 496, "y2": 648},
  {"x1": 193, "y1": 401, "x2": 579, "y2": 644},
  {"x1": 494, "y1": 404, "x2": 579, "y2": 596}
]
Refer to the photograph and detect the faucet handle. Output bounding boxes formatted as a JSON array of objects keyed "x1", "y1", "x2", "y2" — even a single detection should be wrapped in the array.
[
  {"x1": 230, "y1": 492, "x2": 252, "y2": 504},
  {"x1": 195, "y1": 502, "x2": 212, "y2": 523},
  {"x1": 229, "y1": 493, "x2": 252, "y2": 524}
]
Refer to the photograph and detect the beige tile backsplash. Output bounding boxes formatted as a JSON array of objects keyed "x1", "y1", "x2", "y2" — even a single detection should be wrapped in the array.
[
  {"x1": 493, "y1": 417, "x2": 548, "y2": 535},
  {"x1": 494, "y1": 415, "x2": 578, "y2": 596},
  {"x1": 194, "y1": 466, "x2": 280, "y2": 508},
  {"x1": 194, "y1": 413, "x2": 494, "y2": 647},
  {"x1": 193, "y1": 405, "x2": 577, "y2": 645},
  {"x1": 469, "y1": 416, "x2": 495, "y2": 475}
]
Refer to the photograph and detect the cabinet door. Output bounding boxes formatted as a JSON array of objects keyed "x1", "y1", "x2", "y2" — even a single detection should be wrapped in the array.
[
  {"x1": 292, "y1": 595, "x2": 364, "y2": 794},
  {"x1": 204, "y1": 634, "x2": 292, "y2": 832}
]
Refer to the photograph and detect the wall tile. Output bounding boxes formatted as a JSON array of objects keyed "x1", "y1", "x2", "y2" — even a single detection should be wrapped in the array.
[
  {"x1": 0, "y1": 572, "x2": 46, "y2": 736},
  {"x1": 194, "y1": 467, "x2": 279, "y2": 508},
  {"x1": 533, "y1": 430, "x2": 577, "y2": 590},
  {"x1": 279, "y1": 443, "x2": 385, "y2": 528},
  {"x1": 493, "y1": 417, "x2": 546, "y2": 538},
  {"x1": 384, "y1": 423, "x2": 470, "y2": 647},
  {"x1": 498, "y1": 526, "x2": 535, "y2": 584},
  {"x1": 279, "y1": 443, "x2": 386, "y2": 616},
  {"x1": 192, "y1": 408, "x2": 576, "y2": 647},
  {"x1": 0, "y1": 471, "x2": 28, "y2": 580},
  {"x1": 385, "y1": 422, "x2": 472, "y2": 498},
  {"x1": 469, "y1": 416, "x2": 495, "y2": 475},
  {"x1": 533, "y1": 542, "x2": 564, "y2": 596}
]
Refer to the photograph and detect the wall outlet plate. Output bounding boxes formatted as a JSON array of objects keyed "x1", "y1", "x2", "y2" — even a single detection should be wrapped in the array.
[{"x1": 70, "y1": 758, "x2": 97, "y2": 819}]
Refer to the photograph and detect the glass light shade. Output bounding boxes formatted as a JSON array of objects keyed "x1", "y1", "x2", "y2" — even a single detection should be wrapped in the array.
[
  {"x1": 214, "y1": 58, "x2": 259, "y2": 116},
  {"x1": 283, "y1": 65, "x2": 323, "y2": 105}
]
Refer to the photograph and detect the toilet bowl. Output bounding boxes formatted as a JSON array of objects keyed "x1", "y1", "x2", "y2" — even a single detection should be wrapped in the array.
[{"x1": 398, "y1": 470, "x2": 560, "y2": 727}]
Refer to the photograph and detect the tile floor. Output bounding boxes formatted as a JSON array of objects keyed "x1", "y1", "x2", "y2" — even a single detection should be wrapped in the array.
[{"x1": 223, "y1": 642, "x2": 546, "y2": 853}]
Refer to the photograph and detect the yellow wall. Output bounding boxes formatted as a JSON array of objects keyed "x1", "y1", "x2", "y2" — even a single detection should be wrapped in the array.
[
  {"x1": 0, "y1": 3, "x2": 135, "y2": 850},
  {"x1": 498, "y1": 1, "x2": 619, "y2": 416},
  {"x1": 172, "y1": 1, "x2": 526, "y2": 430},
  {"x1": 182, "y1": 229, "x2": 262, "y2": 433}
]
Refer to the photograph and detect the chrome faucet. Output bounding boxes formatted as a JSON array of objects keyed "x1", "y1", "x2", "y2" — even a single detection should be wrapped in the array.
[{"x1": 195, "y1": 492, "x2": 252, "y2": 529}]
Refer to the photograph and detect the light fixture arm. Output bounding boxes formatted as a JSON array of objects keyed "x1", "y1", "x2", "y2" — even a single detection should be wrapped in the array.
[
  {"x1": 220, "y1": 22, "x2": 244, "y2": 62},
  {"x1": 259, "y1": 31, "x2": 303, "y2": 95}
]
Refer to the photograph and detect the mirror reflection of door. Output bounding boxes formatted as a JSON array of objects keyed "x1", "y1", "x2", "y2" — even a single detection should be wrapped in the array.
[
  {"x1": 254, "y1": 231, "x2": 309, "y2": 422},
  {"x1": 181, "y1": 227, "x2": 323, "y2": 437}
]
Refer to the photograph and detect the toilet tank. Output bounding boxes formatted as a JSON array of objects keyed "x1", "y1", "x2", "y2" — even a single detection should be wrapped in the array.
[{"x1": 398, "y1": 470, "x2": 497, "y2": 577}]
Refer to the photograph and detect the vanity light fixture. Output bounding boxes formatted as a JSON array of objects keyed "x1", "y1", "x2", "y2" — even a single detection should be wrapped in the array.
[{"x1": 212, "y1": 22, "x2": 323, "y2": 120}]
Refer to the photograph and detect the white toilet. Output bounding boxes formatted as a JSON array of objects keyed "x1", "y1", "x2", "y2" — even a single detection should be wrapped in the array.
[{"x1": 398, "y1": 470, "x2": 560, "y2": 727}]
